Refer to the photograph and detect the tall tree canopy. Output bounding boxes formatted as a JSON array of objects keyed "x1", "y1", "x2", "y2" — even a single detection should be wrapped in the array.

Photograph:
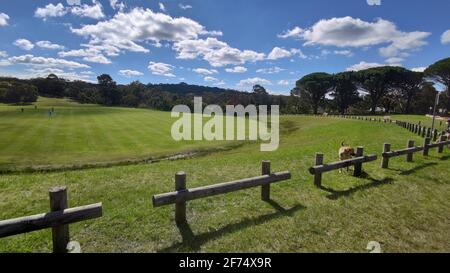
[
  {"x1": 425, "y1": 57, "x2": 450, "y2": 110},
  {"x1": 294, "y1": 72, "x2": 333, "y2": 114},
  {"x1": 354, "y1": 66, "x2": 400, "y2": 114},
  {"x1": 330, "y1": 72, "x2": 359, "y2": 114}
]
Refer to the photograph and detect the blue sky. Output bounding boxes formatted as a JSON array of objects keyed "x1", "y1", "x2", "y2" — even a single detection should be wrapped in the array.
[{"x1": 0, "y1": 0, "x2": 449, "y2": 94}]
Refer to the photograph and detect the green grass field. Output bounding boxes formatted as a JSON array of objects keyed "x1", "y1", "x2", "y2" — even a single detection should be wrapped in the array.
[
  {"x1": 1, "y1": 98, "x2": 449, "y2": 252},
  {"x1": 0, "y1": 97, "x2": 239, "y2": 172}
]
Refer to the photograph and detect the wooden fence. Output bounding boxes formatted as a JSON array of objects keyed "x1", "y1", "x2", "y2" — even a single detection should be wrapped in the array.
[
  {"x1": 308, "y1": 147, "x2": 377, "y2": 187},
  {"x1": 152, "y1": 160, "x2": 291, "y2": 223},
  {"x1": 0, "y1": 186, "x2": 102, "y2": 253}
]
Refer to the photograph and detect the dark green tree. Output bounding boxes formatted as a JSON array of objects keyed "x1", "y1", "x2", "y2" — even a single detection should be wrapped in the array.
[
  {"x1": 330, "y1": 72, "x2": 359, "y2": 114},
  {"x1": 294, "y1": 72, "x2": 333, "y2": 114}
]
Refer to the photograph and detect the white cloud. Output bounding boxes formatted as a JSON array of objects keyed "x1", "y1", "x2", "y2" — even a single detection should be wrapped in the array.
[
  {"x1": 173, "y1": 37, "x2": 265, "y2": 67},
  {"x1": 71, "y1": 7, "x2": 221, "y2": 57},
  {"x1": 0, "y1": 12, "x2": 10, "y2": 26},
  {"x1": 385, "y1": 57, "x2": 403, "y2": 64},
  {"x1": 0, "y1": 51, "x2": 8, "y2": 58},
  {"x1": 256, "y1": 66, "x2": 284, "y2": 74},
  {"x1": 67, "y1": 0, "x2": 81, "y2": 5},
  {"x1": 367, "y1": 0, "x2": 381, "y2": 6},
  {"x1": 267, "y1": 47, "x2": 306, "y2": 60},
  {"x1": 193, "y1": 68, "x2": 218, "y2": 75},
  {"x1": 267, "y1": 47, "x2": 291, "y2": 60},
  {"x1": 119, "y1": 69, "x2": 144, "y2": 77},
  {"x1": 58, "y1": 48, "x2": 111, "y2": 64},
  {"x1": 159, "y1": 3, "x2": 166, "y2": 12},
  {"x1": 4, "y1": 67, "x2": 95, "y2": 82},
  {"x1": 225, "y1": 66, "x2": 247, "y2": 73},
  {"x1": 36, "y1": 41, "x2": 65, "y2": 50},
  {"x1": 333, "y1": 50, "x2": 353, "y2": 57},
  {"x1": 346, "y1": 61, "x2": 384, "y2": 71},
  {"x1": 411, "y1": 67, "x2": 426, "y2": 72},
  {"x1": 0, "y1": 60, "x2": 11, "y2": 67},
  {"x1": 278, "y1": 80, "x2": 290, "y2": 86},
  {"x1": 109, "y1": 0, "x2": 125, "y2": 11},
  {"x1": 441, "y1": 29, "x2": 450, "y2": 44},
  {"x1": 148, "y1": 61, "x2": 175, "y2": 77},
  {"x1": 8, "y1": 54, "x2": 90, "y2": 69},
  {"x1": 35, "y1": 3, "x2": 67, "y2": 19},
  {"x1": 278, "y1": 26, "x2": 304, "y2": 39},
  {"x1": 280, "y1": 17, "x2": 430, "y2": 60},
  {"x1": 71, "y1": 2, "x2": 105, "y2": 19},
  {"x1": 14, "y1": 39, "x2": 34, "y2": 51},
  {"x1": 204, "y1": 76, "x2": 218, "y2": 82},
  {"x1": 179, "y1": 4, "x2": 192, "y2": 10},
  {"x1": 237, "y1": 77, "x2": 272, "y2": 87}
]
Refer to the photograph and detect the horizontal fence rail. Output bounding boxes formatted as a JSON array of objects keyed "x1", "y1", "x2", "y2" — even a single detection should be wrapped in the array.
[
  {"x1": 153, "y1": 172, "x2": 291, "y2": 207},
  {"x1": 0, "y1": 203, "x2": 102, "y2": 238},
  {"x1": 0, "y1": 186, "x2": 102, "y2": 253},
  {"x1": 152, "y1": 160, "x2": 291, "y2": 224},
  {"x1": 309, "y1": 154, "x2": 377, "y2": 175}
]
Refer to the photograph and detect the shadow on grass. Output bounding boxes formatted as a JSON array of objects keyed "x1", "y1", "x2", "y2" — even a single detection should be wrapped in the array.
[
  {"x1": 158, "y1": 200, "x2": 305, "y2": 252},
  {"x1": 439, "y1": 154, "x2": 450, "y2": 161},
  {"x1": 320, "y1": 172, "x2": 394, "y2": 200},
  {"x1": 389, "y1": 162, "x2": 437, "y2": 175}
]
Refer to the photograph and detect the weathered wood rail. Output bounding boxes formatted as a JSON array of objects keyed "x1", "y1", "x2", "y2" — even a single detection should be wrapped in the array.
[
  {"x1": 152, "y1": 160, "x2": 291, "y2": 223},
  {"x1": 309, "y1": 147, "x2": 377, "y2": 187},
  {"x1": 0, "y1": 186, "x2": 102, "y2": 253}
]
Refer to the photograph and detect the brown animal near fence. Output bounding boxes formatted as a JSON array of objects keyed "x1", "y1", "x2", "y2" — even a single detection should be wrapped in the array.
[
  {"x1": 152, "y1": 160, "x2": 291, "y2": 224},
  {"x1": 309, "y1": 147, "x2": 377, "y2": 188},
  {"x1": 0, "y1": 186, "x2": 102, "y2": 253}
]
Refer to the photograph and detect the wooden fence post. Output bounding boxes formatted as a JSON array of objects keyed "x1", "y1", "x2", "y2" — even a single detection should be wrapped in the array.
[
  {"x1": 423, "y1": 137, "x2": 430, "y2": 156},
  {"x1": 381, "y1": 143, "x2": 391, "y2": 169},
  {"x1": 438, "y1": 135, "x2": 446, "y2": 153},
  {"x1": 175, "y1": 172, "x2": 187, "y2": 224},
  {"x1": 314, "y1": 153, "x2": 324, "y2": 187},
  {"x1": 353, "y1": 147, "x2": 364, "y2": 177},
  {"x1": 433, "y1": 129, "x2": 438, "y2": 142},
  {"x1": 49, "y1": 186, "x2": 69, "y2": 253},
  {"x1": 422, "y1": 127, "x2": 426, "y2": 138},
  {"x1": 261, "y1": 160, "x2": 271, "y2": 201},
  {"x1": 406, "y1": 140, "x2": 414, "y2": 162}
]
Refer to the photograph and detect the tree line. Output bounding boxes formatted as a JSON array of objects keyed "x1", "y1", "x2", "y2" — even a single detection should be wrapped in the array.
[
  {"x1": 292, "y1": 57, "x2": 450, "y2": 115},
  {"x1": 0, "y1": 57, "x2": 449, "y2": 116}
]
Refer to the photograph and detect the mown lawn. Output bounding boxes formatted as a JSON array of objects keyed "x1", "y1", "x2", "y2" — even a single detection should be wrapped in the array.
[
  {"x1": 1, "y1": 107, "x2": 449, "y2": 252},
  {"x1": 0, "y1": 97, "x2": 237, "y2": 171}
]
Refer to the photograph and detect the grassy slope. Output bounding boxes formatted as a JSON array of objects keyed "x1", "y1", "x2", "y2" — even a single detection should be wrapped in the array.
[
  {"x1": 1, "y1": 114, "x2": 449, "y2": 252},
  {"x1": 0, "y1": 97, "x2": 237, "y2": 171}
]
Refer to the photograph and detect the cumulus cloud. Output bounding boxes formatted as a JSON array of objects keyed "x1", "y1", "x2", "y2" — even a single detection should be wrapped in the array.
[
  {"x1": 346, "y1": 61, "x2": 385, "y2": 71},
  {"x1": 35, "y1": 3, "x2": 67, "y2": 19},
  {"x1": 159, "y1": 3, "x2": 166, "y2": 12},
  {"x1": 8, "y1": 54, "x2": 90, "y2": 69},
  {"x1": 109, "y1": 0, "x2": 125, "y2": 11},
  {"x1": 441, "y1": 29, "x2": 450, "y2": 44},
  {"x1": 367, "y1": 0, "x2": 381, "y2": 6},
  {"x1": 36, "y1": 41, "x2": 65, "y2": 50},
  {"x1": 70, "y1": 2, "x2": 105, "y2": 19},
  {"x1": 0, "y1": 51, "x2": 8, "y2": 58},
  {"x1": 278, "y1": 26, "x2": 304, "y2": 39},
  {"x1": 70, "y1": 7, "x2": 222, "y2": 58},
  {"x1": 173, "y1": 37, "x2": 265, "y2": 67},
  {"x1": 179, "y1": 4, "x2": 192, "y2": 10},
  {"x1": 204, "y1": 76, "x2": 218, "y2": 82},
  {"x1": 256, "y1": 66, "x2": 285, "y2": 74},
  {"x1": 67, "y1": 0, "x2": 81, "y2": 5},
  {"x1": 267, "y1": 47, "x2": 306, "y2": 60},
  {"x1": 58, "y1": 48, "x2": 111, "y2": 64},
  {"x1": 333, "y1": 50, "x2": 353, "y2": 57},
  {"x1": 119, "y1": 69, "x2": 144, "y2": 77},
  {"x1": 411, "y1": 67, "x2": 426, "y2": 72},
  {"x1": 14, "y1": 39, "x2": 34, "y2": 51},
  {"x1": 237, "y1": 77, "x2": 272, "y2": 87},
  {"x1": 0, "y1": 12, "x2": 10, "y2": 26},
  {"x1": 193, "y1": 68, "x2": 218, "y2": 75},
  {"x1": 148, "y1": 61, "x2": 175, "y2": 77},
  {"x1": 278, "y1": 80, "x2": 290, "y2": 86},
  {"x1": 225, "y1": 66, "x2": 247, "y2": 73},
  {"x1": 279, "y1": 17, "x2": 430, "y2": 60}
]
